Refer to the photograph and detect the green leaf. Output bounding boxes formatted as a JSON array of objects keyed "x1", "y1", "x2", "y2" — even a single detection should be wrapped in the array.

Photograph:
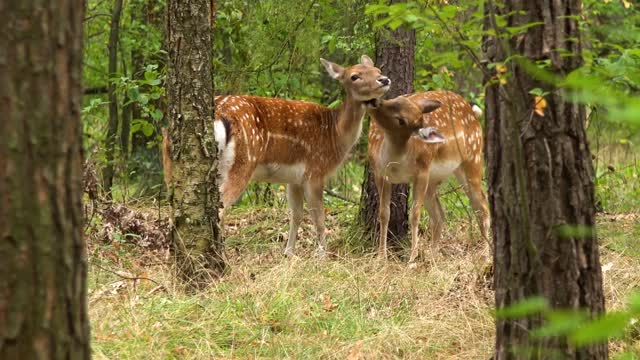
[
  {"x1": 569, "y1": 312, "x2": 631, "y2": 346},
  {"x1": 403, "y1": 14, "x2": 418, "y2": 23},
  {"x1": 506, "y1": 21, "x2": 544, "y2": 35},
  {"x1": 127, "y1": 86, "x2": 140, "y2": 101},
  {"x1": 531, "y1": 309, "x2": 588, "y2": 338},
  {"x1": 495, "y1": 297, "x2": 549, "y2": 319},
  {"x1": 142, "y1": 122, "x2": 155, "y2": 137},
  {"x1": 628, "y1": 292, "x2": 640, "y2": 314},
  {"x1": 138, "y1": 94, "x2": 149, "y2": 105},
  {"x1": 529, "y1": 88, "x2": 547, "y2": 97},
  {"x1": 554, "y1": 224, "x2": 595, "y2": 240},
  {"x1": 151, "y1": 109, "x2": 163, "y2": 121}
]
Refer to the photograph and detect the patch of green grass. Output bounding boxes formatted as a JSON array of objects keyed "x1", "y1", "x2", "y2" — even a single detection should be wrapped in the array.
[
  {"x1": 596, "y1": 163, "x2": 640, "y2": 214},
  {"x1": 90, "y1": 257, "x2": 487, "y2": 359},
  {"x1": 600, "y1": 215, "x2": 640, "y2": 259}
]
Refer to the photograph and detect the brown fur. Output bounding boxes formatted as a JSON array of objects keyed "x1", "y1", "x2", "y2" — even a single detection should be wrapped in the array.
[
  {"x1": 213, "y1": 56, "x2": 390, "y2": 257},
  {"x1": 367, "y1": 91, "x2": 490, "y2": 262}
]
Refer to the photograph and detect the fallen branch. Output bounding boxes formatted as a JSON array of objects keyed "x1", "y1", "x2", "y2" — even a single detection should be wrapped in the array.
[
  {"x1": 324, "y1": 189, "x2": 355, "y2": 204},
  {"x1": 91, "y1": 262, "x2": 163, "y2": 286}
]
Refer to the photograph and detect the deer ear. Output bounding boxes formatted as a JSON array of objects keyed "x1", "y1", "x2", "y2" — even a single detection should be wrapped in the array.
[
  {"x1": 320, "y1": 58, "x2": 344, "y2": 79},
  {"x1": 415, "y1": 99, "x2": 442, "y2": 114},
  {"x1": 360, "y1": 55, "x2": 374, "y2": 67}
]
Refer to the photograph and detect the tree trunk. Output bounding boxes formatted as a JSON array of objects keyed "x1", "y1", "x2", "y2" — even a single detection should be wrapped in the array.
[
  {"x1": 120, "y1": 48, "x2": 132, "y2": 163},
  {"x1": 360, "y1": 0, "x2": 415, "y2": 249},
  {"x1": 166, "y1": 0, "x2": 225, "y2": 287},
  {"x1": 483, "y1": 1, "x2": 607, "y2": 358},
  {"x1": 0, "y1": 1, "x2": 90, "y2": 358},
  {"x1": 103, "y1": 0, "x2": 124, "y2": 197}
]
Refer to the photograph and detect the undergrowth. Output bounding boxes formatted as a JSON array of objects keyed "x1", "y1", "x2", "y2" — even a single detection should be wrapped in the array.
[
  {"x1": 88, "y1": 131, "x2": 640, "y2": 358},
  {"x1": 88, "y1": 199, "x2": 639, "y2": 359}
]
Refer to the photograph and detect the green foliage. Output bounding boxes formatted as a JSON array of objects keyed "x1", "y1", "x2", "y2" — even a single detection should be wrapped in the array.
[
  {"x1": 213, "y1": 0, "x2": 374, "y2": 101},
  {"x1": 497, "y1": 292, "x2": 640, "y2": 352},
  {"x1": 367, "y1": 0, "x2": 485, "y2": 96},
  {"x1": 494, "y1": 297, "x2": 549, "y2": 319},
  {"x1": 115, "y1": 64, "x2": 165, "y2": 136}
]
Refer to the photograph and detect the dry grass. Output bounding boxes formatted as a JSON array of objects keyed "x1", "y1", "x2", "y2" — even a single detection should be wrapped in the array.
[{"x1": 87, "y1": 202, "x2": 640, "y2": 359}]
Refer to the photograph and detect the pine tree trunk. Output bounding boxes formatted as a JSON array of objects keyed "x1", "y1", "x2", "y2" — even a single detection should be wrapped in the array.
[
  {"x1": 103, "y1": 0, "x2": 124, "y2": 197},
  {"x1": 483, "y1": 1, "x2": 607, "y2": 358},
  {"x1": 166, "y1": 0, "x2": 225, "y2": 287},
  {"x1": 360, "y1": 0, "x2": 415, "y2": 249},
  {"x1": 0, "y1": 1, "x2": 90, "y2": 358}
]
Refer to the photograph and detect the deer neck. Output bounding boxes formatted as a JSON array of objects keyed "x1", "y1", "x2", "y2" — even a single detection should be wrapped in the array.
[
  {"x1": 333, "y1": 94, "x2": 366, "y2": 151},
  {"x1": 381, "y1": 128, "x2": 413, "y2": 159}
]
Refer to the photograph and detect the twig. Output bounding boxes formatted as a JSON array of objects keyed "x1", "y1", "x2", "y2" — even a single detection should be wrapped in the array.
[
  {"x1": 324, "y1": 189, "x2": 355, "y2": 204},
  {"x1": 91, "y1": 262, "x2": 162, "y2": 286},
  {"x1": 438, "y1": 185, "x2": 464, "y2": 197}
]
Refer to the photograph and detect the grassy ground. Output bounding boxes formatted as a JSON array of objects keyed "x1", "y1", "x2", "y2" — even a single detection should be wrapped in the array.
[
  {"x1": 89, "y1": 131, "x2": 639, "y2": 359},
  {"x1": 87, "y1": 201, "x2": 639, "y2": 359}
]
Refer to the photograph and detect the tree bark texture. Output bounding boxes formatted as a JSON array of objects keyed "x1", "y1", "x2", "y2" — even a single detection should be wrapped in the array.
[
  {"x1": 0, "y1": 1, "x2": 90, "y2": 358},
  {"x1": 483, "y1": 1, "x2": 607, "y2": 358},
  {"x1": 166, "y1": 0, "x2": 225, "y2": 287},
  {"x1": 103, "y1": 0, "x2": 124, "y2": 197},
  {"x1": 360, "y1": 0, "x2": 415, "y2": 249}
]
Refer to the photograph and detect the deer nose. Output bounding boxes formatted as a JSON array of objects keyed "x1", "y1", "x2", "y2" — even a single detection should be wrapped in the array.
[{"x1": 378, "y1": 77, "x2": 390, "y2": 86}]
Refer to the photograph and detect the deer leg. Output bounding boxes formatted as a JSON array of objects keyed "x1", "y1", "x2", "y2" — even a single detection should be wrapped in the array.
[
  {"x1": 455, "y1": 164, "x2": 490, "y2": 242},
  {"x1": 424, "y1": 181, "x2": 445, "y2": 243},
  {"x1": 284, "y1": 184, "x2": 304, "y2": 257},
  {"x1": 409, "y1": 173, "x2": 429, "y2": 263},
  {"x1": 376, "y1": 176, "x2": 392, "y2": 259},
  {"x1": 220, "y1": 162, "x2": 255, "y2": 209},
  {"x1": 305, "y1": 181, "x2": 327, "y2": 258}
]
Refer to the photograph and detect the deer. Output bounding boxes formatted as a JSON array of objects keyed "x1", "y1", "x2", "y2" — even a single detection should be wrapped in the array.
[
  {"x1": 366, "y1": 90, "x2": 490, "y2": 263},
  {"x1": 163, "y1": 55, "x2": 390, "y2": 258}
]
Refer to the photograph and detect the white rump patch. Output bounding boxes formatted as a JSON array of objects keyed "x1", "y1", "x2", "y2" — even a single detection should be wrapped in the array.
[
  {"x1": 472, "y1": 105, "x2": 483, "y2": 118},
  {"x1": 214, "y1": 120, "x2": 235, "y2": 185},
  {"x1": 217, "y1": 139, "x2": 236, "y2": 187},
  {"x1": 214, "y1": 120, "x2": 227, "y2": 150}
]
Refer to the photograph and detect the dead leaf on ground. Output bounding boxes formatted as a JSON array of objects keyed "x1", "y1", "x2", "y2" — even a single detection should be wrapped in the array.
[
  {"x1": 322, "y1": 294, "x2": 338, "y2": 312},
  {"x1": 347, "y1": 342, "x2": 363, "y2": 360}
]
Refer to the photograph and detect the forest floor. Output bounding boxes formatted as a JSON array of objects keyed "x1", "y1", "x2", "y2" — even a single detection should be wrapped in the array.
[{"x1": 86, "y1": 199, "x2": 640, "y2": 359}]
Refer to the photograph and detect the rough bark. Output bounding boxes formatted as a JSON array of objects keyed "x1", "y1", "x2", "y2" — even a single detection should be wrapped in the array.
[
  {"x1": 360, "y1": 0, "x2": 415, "y2": 249},
  {"x1": 103, "y1": 0, "x2": 124, "y2": 197},
  {"x1": 166, "y1": 0, "x2": 225, "y2": 287},
  {"x1": 0, "y1": 1, "x2": 90, "y2": 358},
  {"x1": 483, "y1": 1, "x2": 607, "y2": 358}
]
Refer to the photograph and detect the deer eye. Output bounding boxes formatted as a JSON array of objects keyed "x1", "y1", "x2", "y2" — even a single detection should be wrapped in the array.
[
  {"x1": 350, "y1": 74, "x2": 360, "y2": 81},
  {"x1": 397, "y1": 117, "x2": 407, "y2": 126}
]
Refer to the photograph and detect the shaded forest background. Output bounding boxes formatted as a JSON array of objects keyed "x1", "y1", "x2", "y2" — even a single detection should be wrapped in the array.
[{"x1": 83, "y1": 0, "x2": 639, "y2": 212}]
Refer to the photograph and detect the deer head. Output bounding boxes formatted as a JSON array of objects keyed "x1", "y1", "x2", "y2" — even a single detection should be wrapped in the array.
[
  {"x1": 367, "y1": 95, "x2": 445, "y2": 143},
  {"x1": 320, "y1": 55, "x2": 390, "y2": 102}
]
